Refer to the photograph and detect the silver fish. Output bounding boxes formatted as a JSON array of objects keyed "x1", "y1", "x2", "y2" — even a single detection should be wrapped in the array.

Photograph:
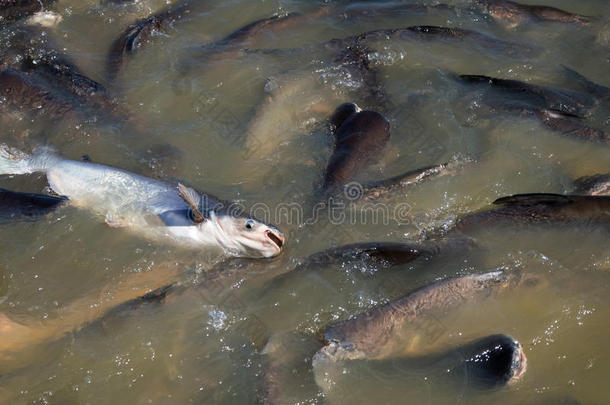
[{"x1": 0, "y1": 145, "x2": 285, "y2": 258}]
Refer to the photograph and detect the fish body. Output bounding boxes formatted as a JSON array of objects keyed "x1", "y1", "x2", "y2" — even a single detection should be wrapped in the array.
[
  {"x1": 302, "y1": 241, "x2": 438, "y2": 269},
  {"x1": 354, "y1": 334, "x2": 526, "y2": 388},
  {"x1": 0, "y1": 146, "x2": 284, "y2": 257},
  {"x1": 480, "y1": 0, "x2": 593, "y2": 27},
  {"x1": 459, "y1": 74, "x2": 596, "y2": 118},
  {"x1": 456, "y1": 193, "x2": 610, "y2": 232},
  {"x1": 0, "y1": 68, "x2": 77, "y2": 118},
  {"x1": 320, "y1": 270, "x2": 512, "y2": 360},
  {"x1": 323, "y1": 104, "x2": 390, "y2": 193},
  {"x1": 107, "y1": 2, "x2": 189, "y2": 80},
  {"x1": 572, "y1": 173, "x2": 610, "y2": 196}
]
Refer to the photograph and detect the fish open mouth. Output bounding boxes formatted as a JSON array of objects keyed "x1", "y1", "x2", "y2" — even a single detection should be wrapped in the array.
[
  {"x1": 510, "y1": 345, "x2": 528, "y2": 382},
  {"x1": 266, "y1": 230, "x2": 284, "y2": 249}
]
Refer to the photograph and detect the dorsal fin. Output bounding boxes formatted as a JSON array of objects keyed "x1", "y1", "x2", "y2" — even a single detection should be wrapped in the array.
[
  {"x1": 177, "y1": 183, "x2": 205, "y2": 223},
  {"x1": 493, "y1": 193, "x2": 571, "y2": 206}
]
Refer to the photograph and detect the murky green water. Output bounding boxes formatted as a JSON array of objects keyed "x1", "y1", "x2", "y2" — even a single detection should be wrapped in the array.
[{"x1": 1, "y1": 0, "x2": 609, "y2": 403}]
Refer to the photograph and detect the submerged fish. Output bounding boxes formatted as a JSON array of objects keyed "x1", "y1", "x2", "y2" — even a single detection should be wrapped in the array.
[
  {"x1": 0, "y1": 145, "x2": 285, "y2": 257},
  {"x1": 458, "y1": 74, "x2": 596, "y2": 118},
  {"x1": 354, "y1": 334, "x2": 527, "y2": 389},
  {"x1": 455, "y1": 193, "x2": 610, "y2": 232},
  {"x1": 342, "y1": 25, "x2": 531, "y2": 57},
  {"x1": 0, "y1": 187, "x2": 66, "y2": 222},
  {"x1": 562, "y1": 65, "x2": 610, "y2": 101},
  {"x1": 340, "y1": 2, "x2": 457, "y2": 19},
  {"x1": 106, "y1": 2, "x2": 190, "y2": 80},
  {"x1": 299, "y1": 241, "x2": 440, "y2": 270},
  {"x1": 0, "y1": 68, "x2": 79, "y2": 119},
  {"x1": 5, "y1": 27, "x2": 121, "y2": 115},
  {"x1": 473, "y1": 97, "x2": 608, "y2": 143},
  {"x1": 478, "y1": 0, "x2": 593, "y2": 27},
  {"x1": 572, "y1": 173, "x2": 610, "y2": 196}
]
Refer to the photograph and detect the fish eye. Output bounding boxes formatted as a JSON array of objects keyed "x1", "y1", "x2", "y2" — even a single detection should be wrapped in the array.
[{"x1": 245, "y1": 219, "x2": 255, "y2": 230}]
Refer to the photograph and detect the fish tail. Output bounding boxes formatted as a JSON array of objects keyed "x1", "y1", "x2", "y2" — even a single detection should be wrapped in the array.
[{"x1": 0, "y1": 144, "x2": 55, "y2": 175}]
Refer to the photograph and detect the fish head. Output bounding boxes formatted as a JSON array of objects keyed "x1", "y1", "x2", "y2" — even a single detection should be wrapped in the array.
[{"x1": 211, "y1": 213, "x2": 285, "y2": 258}]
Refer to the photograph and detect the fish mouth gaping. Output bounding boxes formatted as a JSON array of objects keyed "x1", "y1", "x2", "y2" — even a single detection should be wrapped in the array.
[{"x1": 266, "y1": 230, "x2": 284, "y2": 249}]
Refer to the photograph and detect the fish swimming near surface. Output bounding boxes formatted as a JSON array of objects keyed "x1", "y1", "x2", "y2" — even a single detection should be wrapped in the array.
[
  {"x1": 455, "y1": 193, "x2": 610, "y2": 233},
  {"x1": 321, "y1": 103, "x2": 463, "y2": 200},
  {"x1": 465, "y1": 95, "x2": 609, "y2": 143},
  {"x1": 340, "y1": 25, "x2": 532, "y2": 58},
  {"x1": 572, "y1": 173, "x2": 610, "y2": 196},
  {"x1": 317, "y1": 270, "x2": 518, "y2": 361},
  {"x1": 322, "y1": 103, "x2": 391, "y2": 195},
  {"x1": 0, "y1": 68, "x2": 80, "y2": 120},
  {"x1": 0, "y1": 187, "x2": 66, "y2": 222},
  {"x1": 351, "y1": 333, "x2": 527, "y2": 389},
  {"x1": 562, "y1": 65, "x2": 610, "y2": 101},
  {"x1": 3, "y1": 27, "x2": 122, "y2": 116},
  {"x1": 477, "y1": 0, "x2": 594, "y2": 27},
  {"x1": 0, "y1": 145, "x2": 285, "y2": 257},
  {"x1": 457, "y1": 74, "x2": 596, "y2": 118},
  {"x1": 106, "y1": 1, "x2": 190, "y2": 81}
]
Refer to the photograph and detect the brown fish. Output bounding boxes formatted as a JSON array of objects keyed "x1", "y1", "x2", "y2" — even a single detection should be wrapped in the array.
[
  {"x1": 343, "y1": 25, "x2": 531, "y2": 57},
  {"x1": 455, "y1": 193, "x2": 610, "y2": 232},
  {"x1": 458, "y1": 74, "x2": 596, "y2": 118},
  {"x1": 478, "y1": 97, "x2": 608, "y2": 143},
  {"x1": 197, "y1": 8, "x2": 332, "y2": 61},
  {"x1": 479, "y1": 0, "x2": 593, "y2": 27},
  {"x1": 340, "y1": 2, "x2": 457, "y2": 19},
  {"x1": 0, "y1": 68, "x2": 79, "y2": 119},
  {"x1": 319, "y1": 270, "x2": 516, "y2": 360},
  {"x1": 5, "y1": 27, "x2": 120, "y2": 115},
  {"x1": 106, "y1": 2, "x2": 190, "y2": 81}
]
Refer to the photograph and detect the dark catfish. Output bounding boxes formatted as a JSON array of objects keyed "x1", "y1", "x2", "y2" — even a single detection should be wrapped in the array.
[
  {"x1": 107, "y1": 2, "x2": 190, "y2": 80},
  {"x1": 340, "y1": 2, "x2": 457, "y2": 19},
  {"x1": 362, "y1": 334, "x2": 527, "y2": 389},
  {"x1": 479, "y1": 97, "x2": 608, "y2": 143},
  {"x1": 197, "y1": 8, "x2": 332, "y2": 60},
  {"x1": 562, "y1": 65, "x2": 610, "y2": 101},
  {"x1": 344, "y1": 25, "x2": 531, "y2": 57},
  {"x1": 459, "y1": 74, "x2": 596, "y2": 118},
  {"x1": 455, "y1": 193, "x2": 610, "y2": 232},
  {"x1": 478, "y1": 0, "x2": 593, "y2": 27},
  {"x1": 299, "y1": 241, "x2": 440, "y2": 270},
  {"x1": 0, "y1": 188, "x2": 66, "y2": 222},
  {"x1": 5, "y1": 27, "x2": 120, "y2": 114},
  {"x1": 0, "y1": 68, "x2": 78, "y2": 119},
  {"x1": 572, "y1": 173, "x2": 610, "y2": 196},
  {"x1": 322, "y1": 105, "x2": 390, "y2": 194}
]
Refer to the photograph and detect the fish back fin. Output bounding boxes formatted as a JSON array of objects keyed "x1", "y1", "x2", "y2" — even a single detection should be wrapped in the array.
[{"x1": 493, "y1": 193, "x2": 572, "y2": 207}]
